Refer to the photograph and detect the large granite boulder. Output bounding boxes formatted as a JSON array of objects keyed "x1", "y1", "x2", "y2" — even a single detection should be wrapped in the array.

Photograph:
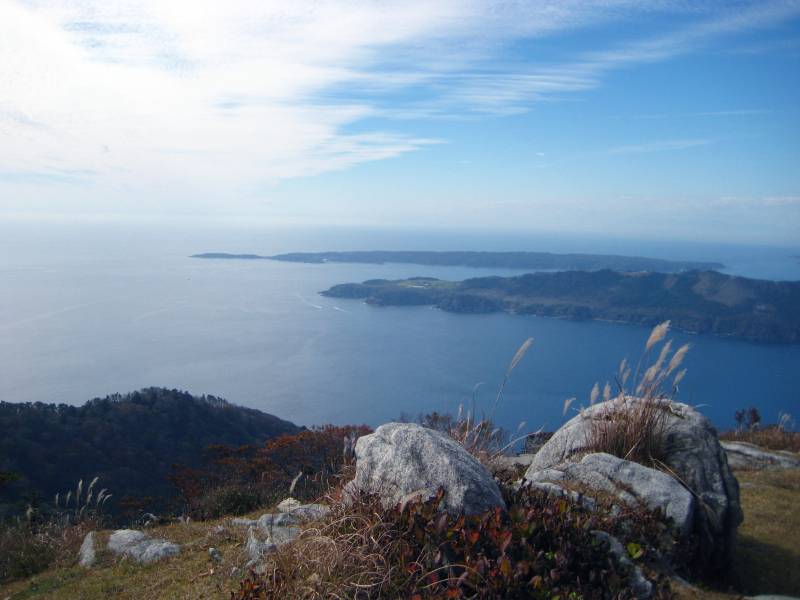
[
  {"x1": 525, "y1": 453, "x2": 695, "y2": 538},
  {"x1": 524, "y1": 397, "x2": 742, "y2": 578},
  {"x1": 349, "y1": 423, "x2": 505, "y2": 516},
  {"x1": 108, "y1": 529, "x2": 181, "y2": 564}
]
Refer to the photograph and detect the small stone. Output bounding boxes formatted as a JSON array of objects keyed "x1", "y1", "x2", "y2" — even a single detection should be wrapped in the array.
[
  {"x1": 291, "y1": 504, "x2": 330, "y2": 522},
  {"x1": 209, "y1": 547, "x2": 223, "y2": 562},
  {"x1": 230, "y1": 567, "x2": 241, "y2": 579},
  {"x1": 276, "y1": 498, "x2": 302, "y2": 513},
  {"x1": 257, "y1": 513, "x2": 300, "y2": 530},
  {"x1": 78, "y1": 531, "x2": 95, "y2": 568}
]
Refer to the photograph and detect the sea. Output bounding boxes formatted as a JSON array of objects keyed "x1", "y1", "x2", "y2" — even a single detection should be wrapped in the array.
[{"x1": 1, "y1": 220, "x2": 799, "y2": 438}]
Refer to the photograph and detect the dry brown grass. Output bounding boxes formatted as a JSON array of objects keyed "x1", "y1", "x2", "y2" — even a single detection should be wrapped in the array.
[
  {"x1": 249, "y1": 493, "x2": 402, "y2": 600},
  {"x1": 0, "y1": 518, "x2": 95, "y2": 584},
  {"x1": 734, "y1": 468, "x2": 800, "y2": 596},
  {"x1": 582, "y1": 321, "x2": 689, "y2": 469},
  {"x1": 669, "y1": 468, "x2": 800, "y2": 600}
]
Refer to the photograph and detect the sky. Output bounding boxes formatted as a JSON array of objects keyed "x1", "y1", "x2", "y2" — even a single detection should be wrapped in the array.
[{"x1": 1, "y1": 0, "x2": 799, "y2": 244}]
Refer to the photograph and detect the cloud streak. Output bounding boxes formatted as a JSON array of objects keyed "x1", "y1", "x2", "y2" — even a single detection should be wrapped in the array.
[
  {"x1": 607, "y1": 139, "x2": 713, "y2": 154},
  {"x1": 1, "y1": 0, "x2": 798, "y2": 213}
]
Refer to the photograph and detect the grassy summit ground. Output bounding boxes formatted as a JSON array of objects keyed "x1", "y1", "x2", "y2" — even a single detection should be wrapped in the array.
[{"x1": 3, "y1": 467, "x2": 798, "y2": 600}]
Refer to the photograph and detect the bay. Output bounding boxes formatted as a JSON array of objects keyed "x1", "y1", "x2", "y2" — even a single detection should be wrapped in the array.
[{"x1": 1, "y1": 220, "x2": 798, "y2": 435}]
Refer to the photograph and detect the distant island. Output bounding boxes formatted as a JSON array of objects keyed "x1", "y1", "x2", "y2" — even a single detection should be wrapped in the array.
[
  {"x1": 191, "y1": 250, "x2": 724, "y2": 273},
  {"x1": 321, "y1": 270, "x2": 800, "y2": 343}
]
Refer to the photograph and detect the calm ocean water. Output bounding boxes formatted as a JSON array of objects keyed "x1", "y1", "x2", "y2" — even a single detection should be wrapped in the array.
[{"x1": 1, "y1": 221, "x2": 798, "y2": 435}]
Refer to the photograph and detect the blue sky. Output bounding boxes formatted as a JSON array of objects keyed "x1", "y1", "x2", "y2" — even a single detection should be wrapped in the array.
[{"x1": 1, "y1": 0, "x2": 799, "y2": 243}]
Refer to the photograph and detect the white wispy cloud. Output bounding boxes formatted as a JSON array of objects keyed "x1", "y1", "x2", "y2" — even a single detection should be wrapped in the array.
[
  {"x1": 1, "y1": 0, "x2": 798, "y2": 213},
  {"x1": 610, "y1": 110, "x2": 772, "y2": 119},
  {"x1": 763, "y1": 196, "x2": 800, "y2": 205},
  {"x1": 606, "y1": 139, "x2": 713, "y2": 154}
]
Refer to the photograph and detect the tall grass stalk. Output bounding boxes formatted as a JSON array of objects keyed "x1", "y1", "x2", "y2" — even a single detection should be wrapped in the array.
[
  {"x1": 55, "y1": 476, "x2": 111, "y2": 519},
  {"x1": 488, "y1": 337, "x2": 532, "y2": 425},
  {"x1": 409, "y1": 338, "x2": 533, "y2": 462},
  {"x1": 582, "y1": 321, "x2": 691, "y2": 468}
]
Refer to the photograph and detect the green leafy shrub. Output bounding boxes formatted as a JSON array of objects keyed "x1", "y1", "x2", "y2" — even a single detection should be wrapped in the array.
[{"x1": 231, "y1": 485, "x2": 679, "y2": 600}]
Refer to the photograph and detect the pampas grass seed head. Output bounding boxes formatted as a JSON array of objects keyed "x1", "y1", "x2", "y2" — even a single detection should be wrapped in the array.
[{"x1": 645, "y1": 321, "x2": 670, "y2": 352}]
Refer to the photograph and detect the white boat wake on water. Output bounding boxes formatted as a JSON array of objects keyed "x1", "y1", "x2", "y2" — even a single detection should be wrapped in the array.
[
  {"x1": 0, "y1": 300, "x2": 109, "y2": 332},
  {"x1": 296, "y1": 293, "x2": 323, "y2": 309}
]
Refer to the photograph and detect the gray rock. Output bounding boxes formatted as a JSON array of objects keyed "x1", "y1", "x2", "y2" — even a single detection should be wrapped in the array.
[
  {"x1": 721, "y1": 442, "x2": 800, "y2": 471},
  {"x1": 127, "y1": 539, "x2": 181, "y2": 563},
  {"x1": 230, "y1": 567, "x2": 242, "y2": 579},
  {"x1": 276, "y1": 497, "x2": 302, "y2": 513},
  {"x1": 107, "y1": 529, "x2": 180, "y2": 564},
  {"x1": 209, "y1": 547, "x2": 223, "y2": 562},
  {"x1": 290, "y1": 504, "x2": 331, "y2": 522},
  {"x1": 245, "y1": 525, "x2": 302, "y2": 562},
  {"x1": 246, "y1": 528, "x2": 276, "y2": 562},
  {"x1": 349, "y1": 422, "x2": 506, "y2": 516},
  {"x1": 524, "y1": 397, "x2": 742, "y2": 578},
  {"x1": 233, "y1": 512, "x2": 304, "y2": 532},
  {"x1": 257, "y1": 512, "x2": 301, "y2": 529},
  {"x1": 523, "y1": 481, "x2": 599, "y2": 511},
  {"x1": 108, "y1": 529, "x2": 150, "y2": 554},
  {"x1": 142, "y1": 513, "x2": 156, "y2": 527},
  {"x1": 491, "y1": 453, "x2": 536, "y2": 472},
  {"x1": 525, "y1": 453, "x2": 695, "y2": 538},
  {"x1": 592, "y1": 531, "x2": 652, "y2": 599},
  {"x1": 78, "y1": 531, "x2": 95, "y2": 568},
  {"x1": 275, "y1": 498, "x2": 330, "y2": 522}
]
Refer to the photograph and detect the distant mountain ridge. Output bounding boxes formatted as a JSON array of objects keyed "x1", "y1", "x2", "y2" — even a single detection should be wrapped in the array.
[
  {"x1": 321, "y1": 270, "x2": 800, "y2": 343},
  {"x1": 191, "y1": 250, "x2": 724, "y2": 273},
  {"x1": 0, "y1": 388, "x2": 301, "y2": 513}
]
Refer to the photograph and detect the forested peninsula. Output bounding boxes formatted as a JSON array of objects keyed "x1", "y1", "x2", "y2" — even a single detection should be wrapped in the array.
[
  {"x1": 0, "y1": 388, "x2": 301, "y2": 514},
  {"x1": 192, "y1": 250, "x2": 723, "y2": 273},
  {"x1": 321, "y1": 270, "x2": 800, "y2": 343}
]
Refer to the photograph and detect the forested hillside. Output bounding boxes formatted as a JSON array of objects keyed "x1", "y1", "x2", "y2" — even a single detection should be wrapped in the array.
[
  {"x1": 322, "y1": 270, "x2": 800, "y2": 343},
  {"x1": 0, "y1": 388, "x2": 301, "y2": 514}
]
